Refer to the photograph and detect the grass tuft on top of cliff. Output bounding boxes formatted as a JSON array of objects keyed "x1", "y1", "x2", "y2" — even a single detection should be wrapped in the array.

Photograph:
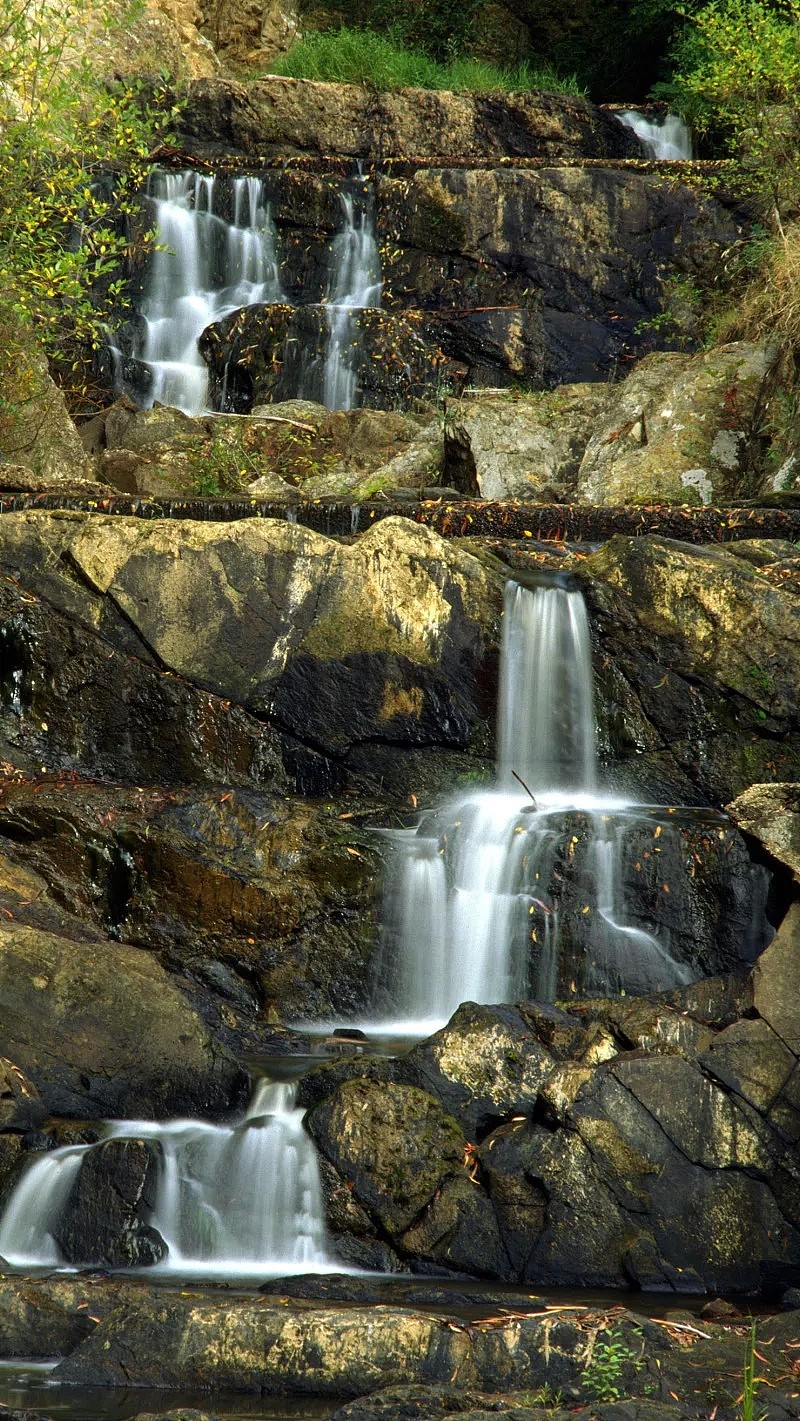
[{"x1": 269, "y1": 28, "x2": 585, "y2": 95}]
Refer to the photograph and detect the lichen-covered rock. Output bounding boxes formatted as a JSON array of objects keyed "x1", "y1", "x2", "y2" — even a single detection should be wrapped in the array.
[
  {"x1": 750, "y1": 901, "x2": 800, "y2": 1055},
  {"x1": 0, "y1": 326, "x2": 94, "y2": 487},
  {"x1": 178, "y1": 77, "x2": 640, "y2": 163},
  {"x1": 0, "y1": 922, "x2": 248, "y2": 1118},
  {"x1": 0, "y1": 511, "x2": 500, "y2": 794},
  {"x1": 397, "y1": 1002, "x2": 557, "y2": 1138},
  {"x1": 0, "y1": 1274, "x2": 141, "y2": 1357},
  {"x1": 585, "y1": 534, "x2": 800, "y2": 803},
  {"x1": 444, "y1": 386, "x2": 612, "y2": 499},
  {"x1": 727, "y1": 782, "x2": 800, "y2": 881},
  {"x1": 307, "y1": 1079, "x2": 467, "y2": 1236},
  {"x1": 399, "y1": 1173, "x2": 509, "y2": 1276},
  {"x1": 576, "y1": 344, "x2": 779, "y2": 505},
  {"x1": 91, "y1": 398, "x2": 434, "y2": 503}
]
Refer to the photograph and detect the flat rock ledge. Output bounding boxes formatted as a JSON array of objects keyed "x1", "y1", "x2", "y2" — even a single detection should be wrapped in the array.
[{"x1": 2, "y1": 1275, "x2": 797, "y2": 1420}]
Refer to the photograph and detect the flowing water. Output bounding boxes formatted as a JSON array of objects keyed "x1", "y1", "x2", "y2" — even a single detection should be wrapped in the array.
[
  {"x1": 0, "y1": 579, "x2": 771, "y2": 1280},
  {"x1": 121, "y1": 171, "x2": 382, "y2": 416},
  {"x1": 0, "y1": 1079, "x2": 330, "y2": 1277},
  {"x1": 373, "y1": 579, "x2": 766, "y2": 1033},
  {"x1": 617, "y1": 109, "x2": 693, "y2": 159},
  {"x1": 127, "y1": 170, "x2": 284, "y2": 415},
  {"x1": 322, "y1": 190, "x2": 383, "y2": 411}
]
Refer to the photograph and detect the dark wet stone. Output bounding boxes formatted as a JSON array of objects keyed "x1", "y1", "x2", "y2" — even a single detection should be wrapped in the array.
[{"x1": 53, "y1": 1139, "x2": 167, "y2": 1267}]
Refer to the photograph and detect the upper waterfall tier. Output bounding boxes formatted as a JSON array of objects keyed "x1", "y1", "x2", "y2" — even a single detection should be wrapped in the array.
[
  {"x1": 131, "y1": 170, "x2": 283, "y2": 415},
  {"x1": 124, "y1": 171, "x2": 382, "y2": 416},
  {"x1": 617, "y1": 110, "x2": 693, "y2": 160}
]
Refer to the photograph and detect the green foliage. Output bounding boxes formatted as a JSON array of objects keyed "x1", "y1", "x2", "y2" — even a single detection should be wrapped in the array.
[
  {"x1": 188, "y1": 431, "x2": 259, "y2": 496},
  {"x1": 740, "y1": 1319, "x2": 767, "y2": 1421},
  {"x1": 297, "y1": 0, "x2": 482, "y2": 62},
  {"x1": 580, "y1": 1327, "x2": 643, "y2": 1403},
  {"x1": 661, "y1": 0, "x2": 800, "y2": 214},
  {"x1": 270, "y1": 26, "x2": 584, "y2": 93},
  {"x1": 548, "y1": 0, "x2": 698, "y2": 100},
  {"x1": 0, "y1": 0, "x2": 175, "y2": 407}
]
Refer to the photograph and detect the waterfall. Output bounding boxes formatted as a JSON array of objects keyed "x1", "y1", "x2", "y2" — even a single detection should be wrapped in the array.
[
  {"x1": 373, "y1": 580, "x2": 723, "y2": 1033},
  {"x1": 498, "y1": 581, "x2": 597, "y2": 793},
  {"x1": 129, "y1": 170, "x2": 283, "y2": 416},
  {"x1": 121, "y1": 170, "x2": 382, "y2": 416},
  {"x1": 322, "y1": 191, "x2": 383, "y2": 411},
  {"x1": 0, "y1": 1079, "x2": 330, "y2": 1277},
  {"x1": 617, "y1": 110, "x2": 693, "y2": 160}
]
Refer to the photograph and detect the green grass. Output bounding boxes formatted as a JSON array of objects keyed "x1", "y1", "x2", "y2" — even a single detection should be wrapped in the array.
[{"x1": 269, "y1": 28, "x2": 585, "y2": 95}]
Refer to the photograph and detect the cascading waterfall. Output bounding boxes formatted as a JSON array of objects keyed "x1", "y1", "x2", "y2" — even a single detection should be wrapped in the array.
[
  {"x1": 617, "y1": 109, "x2": 693, "y2": 160},
  {"x1": 119, "y1": 170, "x2": 383, "y2": 416},
  {"x1": 127, "y1": 170, "x2": 284, "y2": 416},
  {"x1": 0, "y1": 1079, "x2": 330, "y2": 1277},
  {"x1": 497, "y1": 581, "x2": 597, "y2": 792},
  {"x1": 322, "y1": 191, "x2": 383, "y2": 411},
  {"x1": 374, "y1": 579, "x2": 766, "y2": 1033}
]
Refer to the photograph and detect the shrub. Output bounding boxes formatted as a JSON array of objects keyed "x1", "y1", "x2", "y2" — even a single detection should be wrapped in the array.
[
  {"x1": 0, "y1": 0, "x2": 175, "y2": 407},
  {"x1": 661, "y1": 0, "x2": 800, "y2": 215}
]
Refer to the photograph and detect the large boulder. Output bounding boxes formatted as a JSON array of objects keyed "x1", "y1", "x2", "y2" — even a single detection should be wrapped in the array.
[
  {"x1": 200, "y1": 303, "x2": 465, "y2": 412},
  {"x1": 302, "y1": 954, "x2": 800, "y2": 1290},
  {"x1": 0, "y1": 922, "x2": 248, "y2": 1118},
  {"x1": 53, "y1": 1140, "x2": 167, "y2": 1267},
  {"x1": 575, "y1": 344, "x2": 779, "y2": 505},
  {"x1": 0, "y1": 511, "x2": 501, "y2": 795},
  {"x1": 307, "y1": 1079, "x2": 466, "y2": 1236},
  {"x1": 0, "y1": 322, "x2": 95, "y2": 489},
  {"x1": 443, "y1": 344, "x2": 779, "y2": 503},
  {"x1": 444, "y1": 386, "x2": 612, "y2": 499}
]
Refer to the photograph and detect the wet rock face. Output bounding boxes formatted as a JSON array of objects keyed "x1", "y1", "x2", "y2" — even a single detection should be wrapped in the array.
[
  {"x1": 301, "y1": 933, "x2": 800, "y2": 1291},
  {"x1": 195, "y1": 164, "x2": 739, "y2": 404},
  {"x1": 585, "y1": 535, "x2": 800, "y2": 805},
  {"x1": 0, "y1": 778, "x2": 385, "y2": 1044},
  {"x1": 53, "y1": 1140, "x2": 166, "y2": 1267},
  {"x1": 200, "y1": 304, "x2": 467, "y2": 413}
]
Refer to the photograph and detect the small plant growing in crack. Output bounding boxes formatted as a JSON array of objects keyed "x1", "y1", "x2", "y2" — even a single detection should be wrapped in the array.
[{"x1": 580, "y1": 1326, "x2": 643, "y2": 1403}]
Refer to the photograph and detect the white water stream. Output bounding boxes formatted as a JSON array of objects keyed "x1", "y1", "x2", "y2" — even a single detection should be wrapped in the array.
[
  {"x1": 0, "y1": 1079, "x2": 330, "y2": 1276},
  {"x1": 322, "y1": 191, "x2": 383, "y2": 411},
  {"x1": 374, "y1": 580, "x2": 703, "y2": 1034},
  {"x1": 617, "y1": 110, "x2": 693, "y2": 160},
  {"x1": 131, "y1": 170, "x2": 284, "y2": 415},
  {"x1": 121, "y1": 171, "x2": 382, "y2": 416}
]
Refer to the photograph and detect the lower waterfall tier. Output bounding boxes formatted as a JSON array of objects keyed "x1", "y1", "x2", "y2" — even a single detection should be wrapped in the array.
[{"x1": 0, "y1": 1080, "x2": 331, "y2": 1277}]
